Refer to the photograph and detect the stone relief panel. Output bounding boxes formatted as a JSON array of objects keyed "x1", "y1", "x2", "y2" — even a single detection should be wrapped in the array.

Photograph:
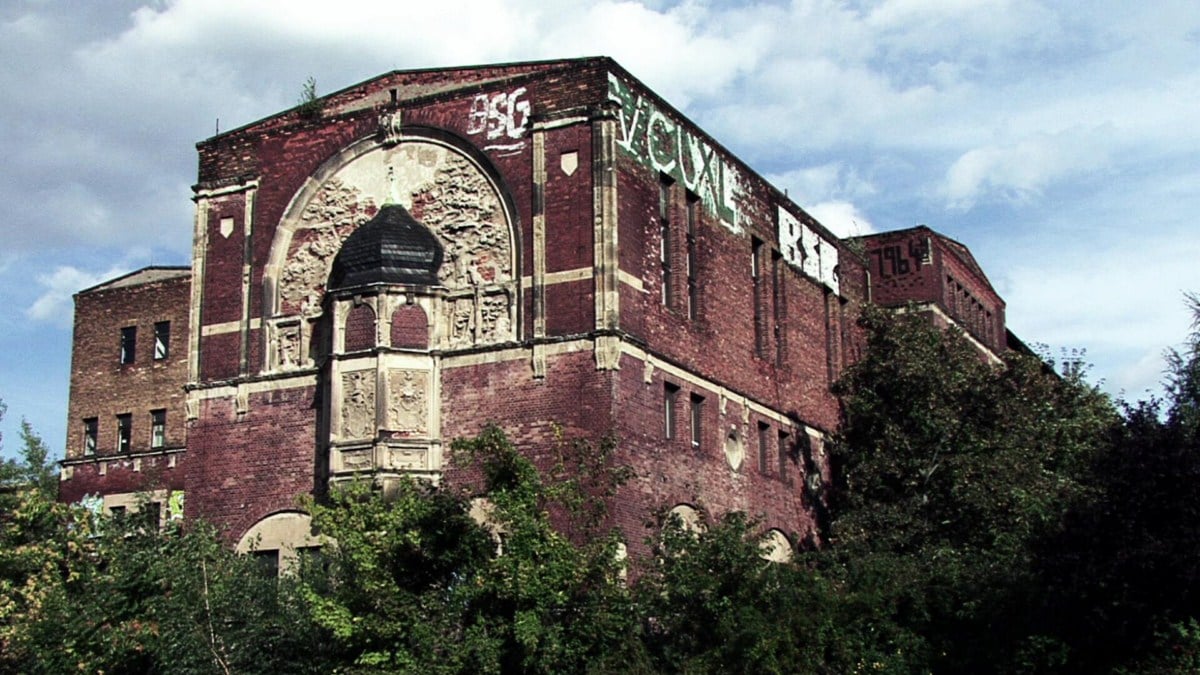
[
  {"x1": 274, "y1": 320, "x2": 302, "y2": 370},
  {"x1": 410, "y1": 153, "x2": 511, "y2": 289},
  {"x1": 271, "y1": 139, "x2": 516, "y2": 353},
  {"x1": 279, "y1": 179, "x2": 376, "y2": 317},
  {"x1": 387, "y1": 369, "x2": 428, "y2": 434},
  {"x1": 340, "y1": 370, "x2": 377, "y2": 440},
  {"x1": 479, "y1": 294, "x2": 513, "y2": 344}
]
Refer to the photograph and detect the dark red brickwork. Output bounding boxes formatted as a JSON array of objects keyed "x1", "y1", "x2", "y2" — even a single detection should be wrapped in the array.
[
  {"x1": 64, "y1": 59, "x2": 1010, "y2": 556},
  {"x1": 343, "y1": 304, "x2": 376, "y2": 352},
  {"x1": 391, "y1": 305, "x2": 428, "y2": 348},
  {"x1": 185, "y1": 387, "x2": 319, "y2": 542},
  {"x1": 860, "y1": 226, "x2": 1006, "y2": 353}
]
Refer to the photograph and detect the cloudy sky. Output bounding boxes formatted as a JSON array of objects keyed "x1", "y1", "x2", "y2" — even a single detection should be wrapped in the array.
[{"x1": 1, "y1": 0, "x2": 1197, "y2": 458}]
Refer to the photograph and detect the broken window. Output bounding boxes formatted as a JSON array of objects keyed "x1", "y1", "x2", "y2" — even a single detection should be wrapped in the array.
[
  {"x1": 153, "y1": 321, "x2": 170, "y2": 360},
  {"x1": 116, "y1": 413, "x2": 132, "y2": 453},
  {"x1": 83, "y1": 418, "x2": 98, "y2": 456},
  {"x1": 120, "y1": 326, "x2": 137, "y2": 364}
]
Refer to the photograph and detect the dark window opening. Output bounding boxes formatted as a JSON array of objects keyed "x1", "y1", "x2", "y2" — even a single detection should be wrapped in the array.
[
  {"x1": 752, "y1": 238, "x2": 765, "y2": 355},
  {"x1": 116, "y1": 414, "x2": 132, "y2": 453},
  {"x1": 757, "y1": 422, "x2": 770, "y2": 474},
  {"x1": 778, "y1": 430, "x2": 791, "y2": 482},
  {"x1": 253, "y1": 549, "x2": 280, "y2": 578},
  {"x1": 83, "y1": 418, "x2": 98, "y2": 456},
  {"x1": 153, "y1": 321, "x2": 170, "y2": 360},
  {"x1": 120, "y1": 326, "x2": 137, "y2": 364},
  {"x1": 690, "y1": 394, "x2": 704, "y2": 449},
  {"x1": 660, "y1": 177, "x2": 673, "y2": 307},
  {"x1": 772, "y1": 251, "x2": 786, "y2": 367},
  {"x1": 109, "y1": 505, "x2": 127, "y2": 517},
  {"x1": 150, "y1": 409, "x2": 166, "y2": 449},
  {"x1": 664, "y1": 382, "x2": 680, "y2": 439},
  {"x1": 685, "y1": 193, "x2": 699, "y2": 319}
]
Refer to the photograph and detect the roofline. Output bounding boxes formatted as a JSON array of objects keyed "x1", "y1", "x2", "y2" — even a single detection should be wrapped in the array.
[
  {"x1": 198, "y1": 56, "x2": 613, "y2": 145},
  {"x1": 75, "y1": 265, "x2": 192, "y2": 296}
]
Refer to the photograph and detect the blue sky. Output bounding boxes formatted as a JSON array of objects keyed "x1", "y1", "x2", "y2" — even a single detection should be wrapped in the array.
[{"x1": 1, "y1": 0, "x2": 1197, "y2": 459}]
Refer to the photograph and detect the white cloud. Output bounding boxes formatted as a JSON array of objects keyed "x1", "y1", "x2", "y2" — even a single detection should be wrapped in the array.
[
  {"x1": 807, "y1": 201, "x2": 877, "y2": 238},
  {"x1": 26, "y1": 264, "x2": 131, "y2": 327},
  {"x1": 941, "y1": 129, "x2": 1112, "y2": 209}
]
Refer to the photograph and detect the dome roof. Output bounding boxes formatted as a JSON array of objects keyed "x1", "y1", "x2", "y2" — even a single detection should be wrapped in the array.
[{"x1": 329, "y1": 203, "x2": 444, "y2": 290}]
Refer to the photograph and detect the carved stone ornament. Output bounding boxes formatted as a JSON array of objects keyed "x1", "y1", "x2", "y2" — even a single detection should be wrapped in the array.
[
  {"x1": 379, "y1": 109, "x2": 403, "y2": 147},
  {"x1": 276, "y1": 322, "x2": 301, "y2": 369},
  {"x1": 280, "y1": 179, "x2": 375, "y2": 317},
  {"x1": 340, "y1": 370, "x2": 376, "y2": 439},
  {"x1": 387, "y1": 369, "x2": 428, "y2": 434},
  {"x1": 447, "y1": 298, "x2": 475, "y2": 348},
  {"x1": 273, "y1": 139, "x2": 515, "y2": 351},
  {"x1": 479, "y1": 294, "x2": 512, "y2": 344}
]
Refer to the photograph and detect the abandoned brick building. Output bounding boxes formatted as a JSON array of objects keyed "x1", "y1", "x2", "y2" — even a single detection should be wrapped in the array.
[{"x1": 59, "y1": 57, "x2": 1011, "y2": 566}]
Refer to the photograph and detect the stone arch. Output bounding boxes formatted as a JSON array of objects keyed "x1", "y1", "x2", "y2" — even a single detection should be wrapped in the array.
[
  {"x1": 760, "y1": 528, "x2": 794, "y2": 563},
  {"x1": 236, "y1": 510, "x2": 321, "y2": 574},
  {"x1": 262, "y1": 128, "x2": 521, "y2": 367},
  {"x1": 666, "y1": 503, "x2": 705, "y2": 534},
  {"x1": 391, "y1": 304, "x2": 429, "y2": 349}
]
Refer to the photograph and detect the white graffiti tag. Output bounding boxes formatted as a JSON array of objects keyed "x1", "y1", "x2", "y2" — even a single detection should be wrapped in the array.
[
  {"x1": 607, "y1": 72, "x2": 743, "y2": 234},
  {"x1": 467, "y1": 87, "x2": 531, "y2": 156},
  {"x1": 779, "y1": 207, "x2": 840, "y2": 295}
]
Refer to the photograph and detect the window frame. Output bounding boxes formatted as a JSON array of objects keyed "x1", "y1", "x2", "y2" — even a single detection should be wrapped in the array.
[
  {"x1": 119, "y1": 326, "x2": 137, "y2": 365},
  {"x1": 83, "y1": 417, "x2": 98, "y2": 456},
  {"x1": 153, "y1": 321, "x2": 170, "y2": 360},
  {"x1": 150, "y1": 409, "x2": 166, "y2": 449},
  {"x1": 689, "y1": 393, "x2": 704, "y2": 449},
  {"x1": 116, "y1": 413, "x2": 132, "y2": 453},
  {"x1": 664, "y1": 382, "x2": 680, "y2": 440}
]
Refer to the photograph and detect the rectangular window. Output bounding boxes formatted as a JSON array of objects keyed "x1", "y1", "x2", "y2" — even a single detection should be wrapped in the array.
[
  {"x1": 664, "y1": 383, "x2": 680, "y2": 439},
  {"x1": 757, "y1": 422, "x2": 770, "y2": 474},
  {"x1": 150, "y1": 409, "x2": 166, "y2": 449},
  {"x1": 116, "y1": 413, "x2": 132, "y2": 453},
  {"x1": 153, "y1": 321, "x2": 170, "y2": 360},
  {"x1": 120, "y1": 326, "x2": 137, "y2": 364},
  {"x1": 83, "y1": 418, "x2": 98, "y2": 456},
  {"x1": 690, "y1": 394, "x2": 704, "y2": 449},
  {"x1": 752, "y1": 238, "x2": 765, "y2": 355},
  {"x1": 109, "y1": 505, "x2": 127, "y2": 517},
  {"x1": 772, "y1": 251, "x2": 786, "y2": 367},
  {"x1": 143, "y1": 502, "x2": 162, "y2": 530},
  {"x1": 778, "y1": 430, "x2": 791, "y2": 482},
  {"x1": 685, "y1": 193, "x2": 699, "y2": 319},
  {"x1": 659, "y1": 177, "x2": 673, "y2": 307}
]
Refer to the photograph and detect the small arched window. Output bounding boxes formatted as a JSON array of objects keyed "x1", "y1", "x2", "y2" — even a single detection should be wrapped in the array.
[{"x1": 344, "y1": 303, "x2": 376, "y2": 352}]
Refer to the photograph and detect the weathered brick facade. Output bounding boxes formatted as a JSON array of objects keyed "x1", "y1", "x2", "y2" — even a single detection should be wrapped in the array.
[
  {"x1": 60, "y1": 57, "x2": 1010, "y2": 561},
  {"x1": 60, "y1": 268, "x2": 190, "y2": 511}
]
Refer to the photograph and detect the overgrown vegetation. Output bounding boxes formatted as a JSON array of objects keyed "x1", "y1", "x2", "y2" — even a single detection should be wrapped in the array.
[{"x1": 1, "y1": 295, "x2": 1198, "y2": 672}]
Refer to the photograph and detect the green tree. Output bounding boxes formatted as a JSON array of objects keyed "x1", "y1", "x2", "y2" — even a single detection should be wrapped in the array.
[
  {"x1": 302, "y1": 425, "x2": 642, "y2": 674},
  {"x1": 826, "y1": 306, "x2": 1116, "y2": 673},
  {"x1": 1035, "y1": 293, "x2": 1200, "y2": 672}
]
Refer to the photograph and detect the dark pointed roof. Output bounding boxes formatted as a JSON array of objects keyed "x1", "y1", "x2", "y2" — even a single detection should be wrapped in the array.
[{"x1": 329, "y1": 204, "x2": 443, "y2": 290}]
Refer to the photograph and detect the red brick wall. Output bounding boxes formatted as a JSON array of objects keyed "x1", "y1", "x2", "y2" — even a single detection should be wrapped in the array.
[
  {"x1": 185, "y1": 386, "x2": 319, "y2": 542},
  {"x1": 64, "y1": 272, "x2": 191, "y2": 460}
]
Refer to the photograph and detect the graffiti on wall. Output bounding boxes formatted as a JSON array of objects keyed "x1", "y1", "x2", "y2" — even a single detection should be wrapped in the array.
[
  {"x1": 607, "y1": 72, "x2": 743, "y2": 234},
  {"x1": 467, "y1": 87, "x2": 531, "y2": 156},
  {"x1": 778, "y1": 207, "x2": 840, "y2": 295},
  {"x1": 869, "y1": 237, "x2": 930, "y2": 279}
]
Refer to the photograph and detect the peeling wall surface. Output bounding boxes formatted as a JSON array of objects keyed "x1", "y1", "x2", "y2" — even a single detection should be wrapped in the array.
[{"x1": 61, "y1": 57, "x2": 1010, "y2": 559}]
